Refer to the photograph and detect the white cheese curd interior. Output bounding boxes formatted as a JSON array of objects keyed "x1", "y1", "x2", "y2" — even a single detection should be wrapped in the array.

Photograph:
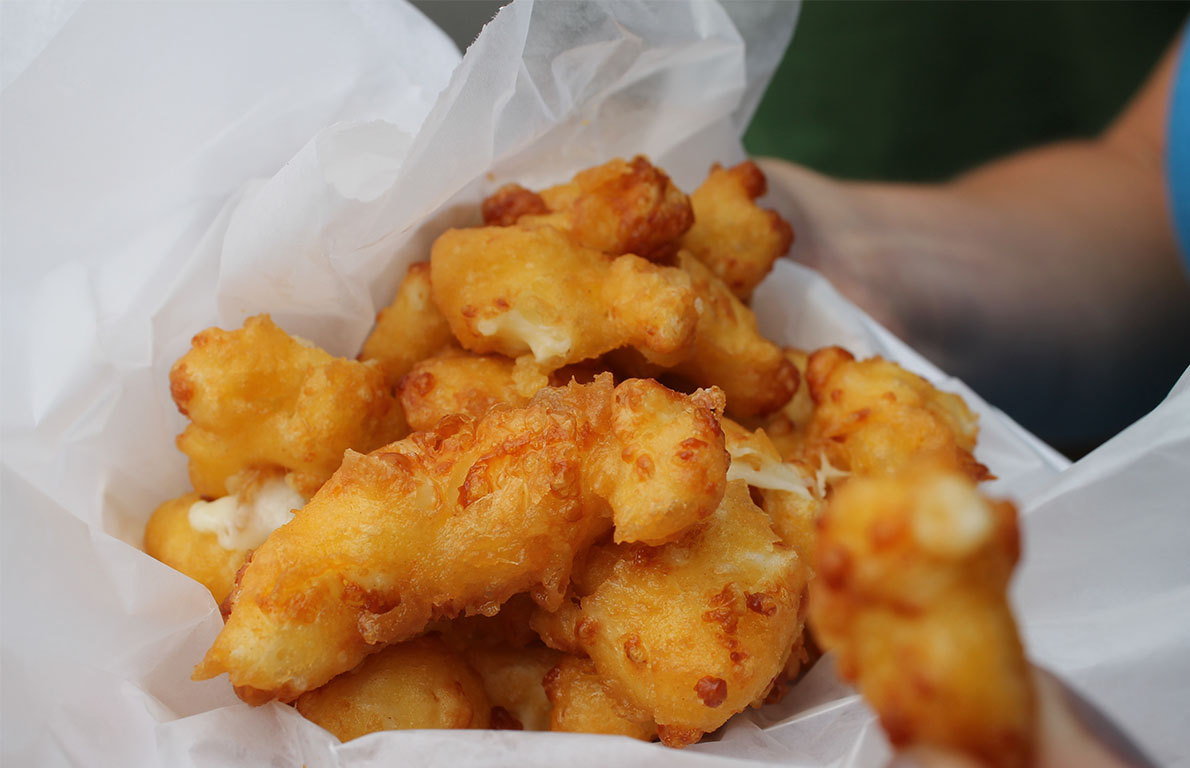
[{"x1": 188, "y1": 473, "x2": 306, "y2": 551}]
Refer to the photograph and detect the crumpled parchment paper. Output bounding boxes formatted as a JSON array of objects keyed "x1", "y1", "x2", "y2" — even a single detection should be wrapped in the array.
[{"x1": 3, "y1": 1, "x2": 1187, "y2": 766}]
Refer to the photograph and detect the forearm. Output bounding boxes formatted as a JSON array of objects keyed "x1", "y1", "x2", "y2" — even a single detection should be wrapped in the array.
[{"x1": 758, "y1": 150, "x2": 1190, "y2": 436}]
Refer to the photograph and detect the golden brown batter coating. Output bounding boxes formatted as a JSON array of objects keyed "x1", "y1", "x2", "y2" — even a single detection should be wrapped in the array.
[
  {"x1": 171, "y1": 315, "x2": 405, "y2": 498},
  {"x1": 544, "y1": 655, "x2": 657, "y2": 741},
  {"x1": 462, "y1": 642, "x2": 560, "y2": 731},
  {"x1": 530, "y1": 481, "x2": 809, "y2": 747},
  {"x1": 431, "y1": 225, "x2": 698, "y2": 370},
  {"x1": 359, "y1": 262, "x2": 456, "y2": 387},
  {"x1": 295, "y1": 635, "x2": 491, "y2": 741},
  {"x1": 810, "y1": 471, "x2": 1035, "y2": 768},
  {"x1": 669, "y1": 252, "x2": 800, "y2": 419},
  {"x1": 680, "y1": 161, "x2": 794, "y2": 301},
  {"x1": 751, "y1": 348, "x2": 815, "y2": 462},
  {"x1": 143, "y1": 492, "x2": 245, "y2": 605},
  {"x1": 194, "y1": 376, "x2": 728, "y2": 703},
  {"x1": 398, "y1": 350, "x2": 526, "y2": 432},
  {"x1": 801, "y1": 346, "x2": 988, "y2": 483},
  {"x1": 483, "y1": 156, "x2": 693, "y2": 259}
]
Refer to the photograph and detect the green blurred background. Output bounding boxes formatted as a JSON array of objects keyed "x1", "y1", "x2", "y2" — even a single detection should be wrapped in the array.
[
  {"x1": 414, "y1": 0, "x2": 1189, "y2": 454},
  {"x1": 746, "y1": 1, "x2": 1187, "y2": 181}
]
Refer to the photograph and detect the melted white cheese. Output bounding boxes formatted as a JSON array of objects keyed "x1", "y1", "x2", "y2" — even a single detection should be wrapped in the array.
[
  {"x1": 188, "y1": 475, "x2": 306, "y2": 551},
  {"x1": 726, "y1": 445, "x2": 814, "y2": 499},
  {"x1": 475, "y1": 309, "x2": 572, "y2": 363}
]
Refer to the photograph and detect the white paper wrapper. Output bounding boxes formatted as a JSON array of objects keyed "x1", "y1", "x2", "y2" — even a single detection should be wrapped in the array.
[{"x1": 3, "y1": 1, "x2": 1188, "y2": 766}]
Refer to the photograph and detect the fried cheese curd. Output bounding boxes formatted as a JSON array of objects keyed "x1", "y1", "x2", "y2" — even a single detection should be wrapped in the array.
[
  {"x1": 143, "y1": 492, "x2": 244, "y2": 605},
  {"x1": 679, "y1": 161, "x2": 794, "y2": 301},
  {"x1": 801, "y1": 346, "x2": 989, "y2": 483},
  {"x1": 810, "y1": 470, "x2": 1036, "y2": 768},
  {"x1": 294, "y1": 634, "x2": 491, "y2": 741},
  {"x1": 397, "y1": 350, "x2": 527, "y2": 432},
  {"x1": 750, "y1": 348, "x2": 814, "y2": 462},
  {"x1": 397, "y1": 350, "x2": 610, "y2": 433},
  {"x1": 482, "y1": 156, "x2": 693, "y2": 259},
  {"x1": 431, "y1": 225, "x2": 698, "y2": 370},
  {"x1": 171, "y1": 315, "x2": 406, "y2": 498},
  {"x1": 359, "y1": 262, "x2": 456, "y2": 387},
  {"x1": 544, "y1": 655, "x2": 658, "y2": 741},
  {"x1": 194, "y1": 375, "x2": 729, "y2": 703},
  {"x1": 721, "y1": 419, "x2": 818, "y2": 564},
  {"x1": 144, "y1": 467, "x2": 307, "y2": 604},
  {"x1": 670, "y1": 252, "x2": 799, "y2": 418},
  {"x1": 531, "y1": 481, "x2": 809, "y2": 747}
]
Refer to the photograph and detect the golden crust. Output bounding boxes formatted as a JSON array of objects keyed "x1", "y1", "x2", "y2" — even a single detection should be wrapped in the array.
[
  {"x1": 295, "y1": 635, "x2": 491, "y2": 741},
  {"x1": 430, "y1": 225, "x2": 698, "y2": 370},
  {"x1": 680, "y1": 161, "x2": 793, "y2": 301},
  {"x1": 464, "y1": 642, "x2": 561, "y2": 732},
  {"x1": 143, "y1": 492, "x2": 245, "y2": 605},
  {"x1": 669, "y1": 252, "x2": 800, "y2": 418},
  {"x1": 484, "y1": 156, "x2": 693, "y2": 259},
  {"x1": 171, "y1": 315, "x2": 406, "y2": 498},
  {"x1": 398, "y1": 350, "x2": 527, "y2": 432},
  {"x1": 544, "y1": 655, "x2": 657, "y2": 741},
  {"x1": 531, "y1": 481, "x2": 809, "y2": 746},
  {"x1": 359, "y1": 262, "x2": 456, "y2": 387},
  {"x1": 801, "y1": 346, "x2": 988, "y2": 482},
  {"x1": 809, "y1": 470, "x2": 1035, "y2": 767},
  {"x1": 194, "y1": 376, "x2": 728, "y2": 703}
]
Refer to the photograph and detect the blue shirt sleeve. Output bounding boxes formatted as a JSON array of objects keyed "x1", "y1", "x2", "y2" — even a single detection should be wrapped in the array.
[{"x1": 1169, "y1": 37, "x2": 1190, "y2": 276}]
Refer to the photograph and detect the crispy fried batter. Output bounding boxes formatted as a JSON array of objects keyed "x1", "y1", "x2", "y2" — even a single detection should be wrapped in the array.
[
  {"x1": 810, "y1": 471, "x2": 1035, "y2": 768},
  {"x1": 431, "y1": 225, "x2": 698, "y2": 370},
  {"x1": 143, "y1": 492, "x2": 245, "y2": 605},
  {"x1": 482, "y1": 184, "x2": 549, "y2": 227},
  {"x1": 544, "y1": 655, "x2": 658, "y2": 741},
  {"x1": 751, "y1": 348, "x2": 814, "y2": 462},
  {"x1": 295, "y1": 635, "x2": 491, "y2": 741},
  {"x1": 464, "y1": 642, "x2": 561, "y2": 731},
  {"x1": 483, "y1": 156, "x2": 693, "y2": 259},
  {"x1": 721, "y1": 419, "x2": 818, "y2": 564},
  {"x1": 194, "y1": 376, "x2": 727, "y2": 703},
  {"x1": 398, "y1": 351, "x2": 618, "y2": 434},
  {"x1": 359, "y1": 262, "x2": 456, "y2": 387},
  {"x1": 398, "y1": 350, "x2": 527, "y2": 432},
  {"x1": 680, "y1": 161, "x2": 793, "y2": 300},
  {"x1": 670, "y1": 252, "x2": 799, "y2": 418},
  {"x1": 171, "y1": 315, "x2": 405, "y2": 498},
  {"x1": 801, "y1": 347, "x2": 988, "y2": 482},
  {"x1": 531, "y1": 481, "x2": 809, "y2": 747},
  {"x1": 597, "y1": 381, "x2": 729, "y2": 546}
]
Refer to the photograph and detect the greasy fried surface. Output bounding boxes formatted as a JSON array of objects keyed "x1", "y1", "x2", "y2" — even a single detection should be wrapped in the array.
[
  {"x1": 484, "y1": 156, "x2": 693, "y2": 259},
  {"x1": 295, "y1": 635, "x2": 490, "y2": 741},
  {"x1": 596, "y1": 381, "x2": 728, "y2": 546},
  {"x1": 680, "y1": 161, "x2": 793, "y2": 300},
  {"x1": 670, "y1": 252, "x2": 799, "y2": 418},
  {"x1": 465, "y1": 643, "x2": 560, "y2": 731},
  {"x1": 431, "y1": 225, "x2": 697, "y2": 369},
  {"x1": 810, "y1": 471, "x2": 1035, "y2": 768},
  {"x1": 751, "y1": 348, "x2": 814, "y2": 462},
  {"x1": 544, "y1": 655, "x2": 657, "y2": 741},
  {"x1": 143, "y1": 492, "x2": 245, "y2": 605},
  {"x1": 171, "y1": 315, "x2": 405, "y2": 498},
  {"x1": 398, "y1": 351, "x2": 526, "y2": 432},
  {"x1": 195, "y1": 376, "x2": 728, "y2": 703},
  {"x1": 360, "y1": 262, "x2": 456, "y2": 387},
  {"x1": 801, "y1": 346, "x2": 988, "y2": 482},
  {"x1": 721, "y1": 419, "x2": 818, "y2": 564},
  {"x1": 532, "y1": 481, "x2": 808, "y2": 747}
]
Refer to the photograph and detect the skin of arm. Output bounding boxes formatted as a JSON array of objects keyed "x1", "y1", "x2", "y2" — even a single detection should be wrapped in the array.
[{"x1": 757, "y1": 37, "x2": 1190, "y2": 439}]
